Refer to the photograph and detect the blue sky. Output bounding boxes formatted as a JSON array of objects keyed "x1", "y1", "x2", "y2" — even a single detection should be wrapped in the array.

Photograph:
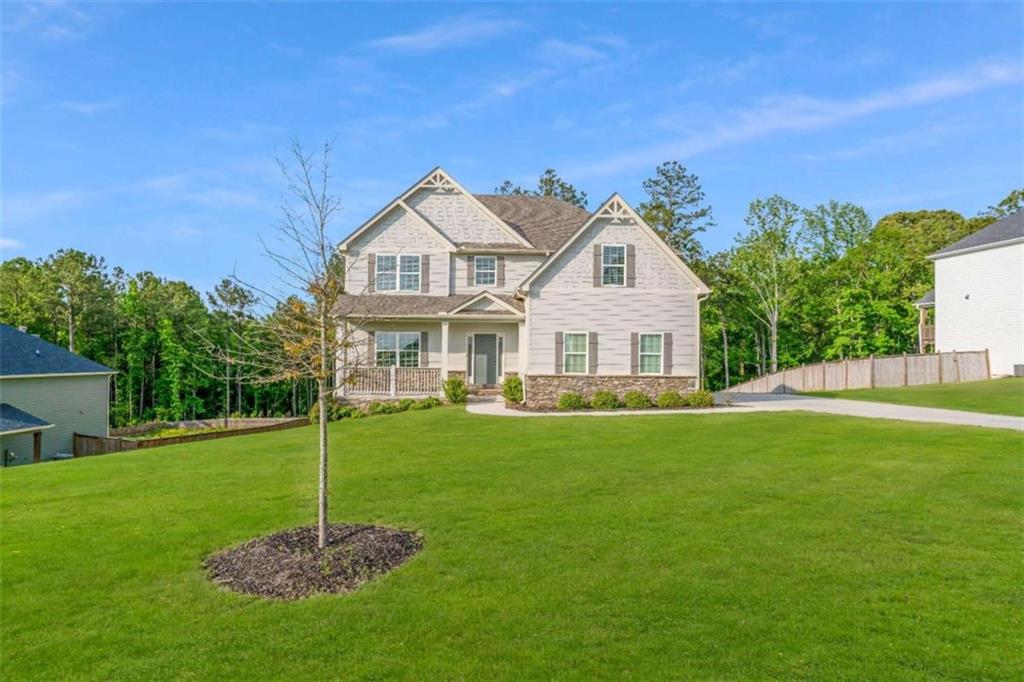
[{"x1": 2, "y1": 2, "x2": 1021, "y2": 294}]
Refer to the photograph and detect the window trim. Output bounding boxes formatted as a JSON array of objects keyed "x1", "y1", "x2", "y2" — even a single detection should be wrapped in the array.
[
  {"x1": 375, "y1": 254, "x2": 421, "y2": 292},
  {"x1": 601, "y1": 244, "x2": 626, "y2": 287},
  {"x1": 473, "y1": 255, "x2": 497, "y2": 286},
  {"x1": 375, "y1": 331, "x2": 421, "y2": 368},
  {"x1": 638, "y1": 332, "x2": 664, "y2": 375},
  {"x1": 562, "y1": 330, "x2": 589, "y2": 375}
]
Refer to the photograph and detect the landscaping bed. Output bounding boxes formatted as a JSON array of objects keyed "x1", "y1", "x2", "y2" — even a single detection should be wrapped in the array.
[{"x1": 205, "y1": 523, "x2": 422, "y2": 600}]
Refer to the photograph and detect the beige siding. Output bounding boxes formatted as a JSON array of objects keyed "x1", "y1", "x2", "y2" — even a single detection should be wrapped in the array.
[
  {"x1": 406, "y1": 189, "x2": 517, "y2": 245},
  {"x1": 450, "y1": 254, "x2": 546, "y2": 295},
  {"x1": 446, "y1": 322, "x2": 519, "y2": 379},
  {"x1": 344, "y1": 322, "x2": 444, "y2": 368},
  {"x1": 0, "y1": 374, "x2": 110, "y2": 464},
  {"x1": 345, "y1": 206, "x2": 451, "y2": 295}
]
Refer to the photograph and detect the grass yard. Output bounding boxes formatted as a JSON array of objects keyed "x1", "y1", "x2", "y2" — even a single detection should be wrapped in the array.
[
  {"x1": 805, "y1": 377, "x2": 1024, "y2": 417},
  {"x1": 2, "y1": 408, "x2": 1022, "y2": 680}
]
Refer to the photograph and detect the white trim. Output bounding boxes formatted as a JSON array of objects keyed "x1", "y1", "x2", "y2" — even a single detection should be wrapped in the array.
[
  {"x1": 0, "y1": 423, "x2": 54, "y2": 437},
  {"x1": 447, "y1": 291, "x2": 522, "y2": 315},
  {"x1": 373, "y1": 330, "x2": 422, "y2": 368},
  {"x1": 375, "y1": 253, "x2": 422, "y2": 293},
  {"x1": 601, "y1": 243, "x2": 627, "y2": 287},
  {"x1": 1, "y1": 371, "x2": 116, "y2": 379},
  {"x1": 339, "y1": 167, "x2": 532, "y2": 250},
  {"x1": 473, "y1": 255, "x2": 497, "y2": 286},
  {"x1": 470, "y1": 332, "x2": 504, "y2": 385},
  {"x1": 638, "y1": 332, "x2": 664, "y2": 375},
  {"x1": 927, "y1": 236, "x2": 1024, "y2": 261},
  {"x1": 518, "y1": 193, "x2": 712, "y2": 294},
  {"x1": 440, "y1": 320, "x2": 450, "y2": 379},
  {"x1": 562, "y1": 330, "x2": 589, "y2": 375}
]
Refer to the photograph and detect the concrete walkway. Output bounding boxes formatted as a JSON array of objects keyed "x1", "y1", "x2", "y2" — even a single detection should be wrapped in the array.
[{"x1": 465, "y1": 393, "x2": 1024, "y2": 432}]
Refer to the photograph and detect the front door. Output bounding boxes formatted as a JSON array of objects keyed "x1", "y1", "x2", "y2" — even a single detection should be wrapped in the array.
[{"x1": 472, "y1": 334, "x2": 498, "y2": 385}]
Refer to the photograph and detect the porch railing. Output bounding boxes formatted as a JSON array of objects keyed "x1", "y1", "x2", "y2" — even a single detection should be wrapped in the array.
[{"x1": 344, "y1": 366, "x2": 442, "y2": 396}]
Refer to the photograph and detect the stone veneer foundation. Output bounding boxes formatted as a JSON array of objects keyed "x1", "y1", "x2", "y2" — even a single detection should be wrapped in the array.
[{"x1": 524, "y1": 374, "x2": 697, "y2": 408}]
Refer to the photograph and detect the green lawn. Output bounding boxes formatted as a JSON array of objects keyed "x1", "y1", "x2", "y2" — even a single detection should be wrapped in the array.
[
  {"x1": 805, "y1": 377, "x2": 1024, "y2": 417},
  {"x1": 2, "y1": 409, "x2": 1022, "y2": 680}
]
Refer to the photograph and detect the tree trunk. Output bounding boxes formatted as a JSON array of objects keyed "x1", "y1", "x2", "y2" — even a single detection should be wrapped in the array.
[
  {"x1": 291, "y1": 380, "x2": 297, "y2": 417},
  {"x1": 317, "y1": 307, "x2": 330, "y2": 549},
  {"x1": 769, "y1": 318, "x2": 779, "y2": 374},
  {"x1": 67, "y1": 305, "x2": 75, "y2": 353},
  {"x1": 224, "y1": 357, "x2": 230, "y2": 428},
  {"x1": 721, "y1": 322, "x2": 730, "y2": 389}
]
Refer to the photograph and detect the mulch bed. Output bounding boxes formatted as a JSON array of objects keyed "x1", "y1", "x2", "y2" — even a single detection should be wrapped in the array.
[{"x1": 204, "y1": 523, "x2": 423, "y2": 601}]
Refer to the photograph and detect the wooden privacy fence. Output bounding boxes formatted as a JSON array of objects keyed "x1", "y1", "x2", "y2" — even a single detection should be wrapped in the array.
[
  {"x1": 727, "y1": 350, "x2": 990, "y2": 394},
  {"x1": 74, "y1": 417, "x2": 309, "y2": 457},
  {"x1": 343, "y1": 366, "x2": 442, "y2": 397}
]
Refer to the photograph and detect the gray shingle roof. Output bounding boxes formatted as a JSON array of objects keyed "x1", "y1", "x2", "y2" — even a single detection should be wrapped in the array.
[
  {"x1": 932, "y1": 210, "x2": 1024, "y2": 257},
  {"x1": 915, "y1": 290, "x2": 935, "y2": 306},
  {"x1": 336, "y1": 293, "x2": 524, "y2": 317},
  {"x1": 474, "y1": 195, "x2": 591, "y2": 251},
  {"x1": 0, "y1": 324, "x2": 114, "y2": 377},
  {"x1": 0, "y1": 403, "x2": 52, "y2": 434}
]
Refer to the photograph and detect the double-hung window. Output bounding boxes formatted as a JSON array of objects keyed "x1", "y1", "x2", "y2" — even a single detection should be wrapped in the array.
[
  {"x1": 602, "y1": 245, "x2": 626, "y2": 286},
  {"x1": 376, "y1": 254, "x2": 421, "y2": 292},
  {"x1": 474, "y1": 256, "x2": 496, "y2": 286},
  {"x1": 375, "y1": 332, "x2": 420, "y2": 368},
  {"x1": 639, "y1": 333, "x2": 663, "y2": 374},
  {"x1": 563, "y1": 332, "x2": 588, "y2": 374}
]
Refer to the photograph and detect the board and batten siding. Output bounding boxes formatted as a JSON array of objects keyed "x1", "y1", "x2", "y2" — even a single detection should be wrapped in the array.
[
  {"x1": 934, "y1": 241, "x2": 1024, "y2": 376},
  {"x1": 450, "y1": 254, "x2": 546, "y2": 296},
  {"x1": 405, "y1": 188, "x2": 516, "y2": 246},
  {"x1": 0, "y1": 374, "x2": 110, "y2": 464},
  {"x1": 527, "y1": 215, "x2": 700, "y2": 376},
  {"x1": 344, "y1": 206, "x2": 451, "y2": 295}
]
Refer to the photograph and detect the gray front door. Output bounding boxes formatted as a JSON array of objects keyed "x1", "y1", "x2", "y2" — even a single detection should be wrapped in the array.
[{"x1": 473, "y1": 334, "x2": 497, "y2": 385}]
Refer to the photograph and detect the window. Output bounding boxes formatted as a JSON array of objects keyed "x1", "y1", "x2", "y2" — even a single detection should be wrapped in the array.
[
  {"x1": 602, "y1": 245, "x2": 625, "y2": 286},
  {"x1": 375, "y1": 332, "x2": 420, "y2": 367},
  {"x1": 639, "y1": 333, "x2": 663, "y2": 374},
  {"x1": 376, "y1": 254, "x2": 420, "y2": 292},
  {"x1": 474, "y1": 256, "x2": 496, "y2": 286},
  {"x1": 563, "y1": 332, "x2": 588, "y2": 374}
]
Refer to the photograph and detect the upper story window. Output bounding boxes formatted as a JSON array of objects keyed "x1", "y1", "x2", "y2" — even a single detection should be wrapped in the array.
[
  {"x1": 639, "y1": 333, "x2": 663, "y2": 374},
  {"x1": 376, "y1": 254, "x2": 421, "y2": 292},
  {"x1": 474, "y1": 256, "x2": 496, "y2": 286},
  {"x1": 602, "y1": 245, "x2": 626, "y2": 286},
  {"x1": 563, "y1": 332, "x2": 588, "y2": 374},
  {"x1": 376, "y1": 332, "x2": 420, "y2": 367}
]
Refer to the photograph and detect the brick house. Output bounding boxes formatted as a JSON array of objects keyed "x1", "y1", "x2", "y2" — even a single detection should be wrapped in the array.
[{"x1": 335, "y1": 168, "x2": 710, "y2": 407}]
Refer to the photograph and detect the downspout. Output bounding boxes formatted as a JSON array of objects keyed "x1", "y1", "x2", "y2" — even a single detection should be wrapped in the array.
[{"x1": 696, "y1": 292, "x2": 711, "y2": 390}]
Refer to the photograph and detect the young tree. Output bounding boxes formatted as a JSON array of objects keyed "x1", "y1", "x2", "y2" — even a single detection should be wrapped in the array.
[
  {"x1": 639, "y1": 161, "x2": 714, "y2": 262},
  {"x1": 495, "y1": 169, "x2": 588, "y2": 208},
  {"x1": 207, "y1": 279, "x2": 258, "y2": 418},
  {"x1": 43, "y1": 249, "x2": 113, "y2": 355},
  {"x1": 732, "y1": 196, "x2": 802, "y2": 373},
  {"x1": 982, "y1": 187, "x2": 1024, "y2": 218},
  {"x1": 800, "y1": 200, "x2": 872, "y2": 262}
]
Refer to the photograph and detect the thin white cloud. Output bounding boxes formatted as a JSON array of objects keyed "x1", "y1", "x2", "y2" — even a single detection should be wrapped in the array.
[
  {"x1": 0, "y1": 237, "x2": 25, "y2": 250},
  {"x1": 2, "y1": 1, "x2": 92, "y2": 41},
  {"x1": 537, "y1": 39, "x2": 604, "y2": 65},
  {"x1": 799, "y1": 123, "x2": 960, "y2": 162},
  {"x1": 367, "y1": 15, "x2": 521, "y2": 52},
  {"x1": 59, "y1": 99, "x2": 119, "y2": 114},
  {"x1": 569, "y1": 61, "x2": 1020, "y2": 178}
]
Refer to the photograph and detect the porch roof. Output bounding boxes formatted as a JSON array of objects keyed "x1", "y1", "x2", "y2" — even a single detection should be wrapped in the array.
[
  {"x1": 0, "y1": 403, "x2": 53, "y2": 436},
  {"x1": 336, "y1": 293, "x2": 524, "y2": 319}
]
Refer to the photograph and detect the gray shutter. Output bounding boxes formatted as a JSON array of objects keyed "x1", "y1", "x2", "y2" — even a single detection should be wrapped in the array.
[
  {"x1": 419, "y1": 331, "x2": 428, "y2": 367},
  {"x1": 588, "y1": 332, "x2": 598, "y2": 375},
  {"x1": 467, "y1": 256, "x2": 475, "y2": 286},
  {"x1": 554, "y1": 332, "x2": 564, "y2": 374},
  {"x1": 367, "y1": 331, "x2": 376, "y2": 367},
  {"x1": 420, "y1": 255, "x2": 430, "y2": 293},
  {"x1": 630, "y1": 332, "x2": 639, "y2": 375},
  {"x1": 592, "y1": 244, "x2": 602, "y2": 287},
  {"x1": 466, "y1": 335, "x2": 473, "y2": 377},
  {"x1": 662, "y1": 332, "x2": 673, "y2": 375},
  {"x1": 626, "y1": 244, "x2": 636, "y2": 287},
  {"x1": 367, "y1": 253, "x2": 376, "y2": 293},
  {"x1": 496, "y1": 256, "x2": 505, "y2": 287}
]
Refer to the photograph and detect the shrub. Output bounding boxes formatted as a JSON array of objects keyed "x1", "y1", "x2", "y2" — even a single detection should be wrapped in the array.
[
  {"x1": 656, "y1": 390, "x2": 686, "y2": 408},
  {"x1": 622, "y1": 390, "x2": 654, "y2": 409},
  {"x1": 686, "y1": 389, "x2": 715, "y2": 408},
  {"x1": 411, "y1": 396, "x2": 442, "y2": 410},
  {"x1": 556, "y1": 391, "x2": 589, "y2": 411},
  {"x1": 443, "y1": 376, "x2": 468, "y2": 404},
  {"x1": 590, "y1": 390, "x2": 620, "y2": 410},
  {"x1": 307, "y1": 402, "x2": 321, "y2": 422},
  {"x1": 502, "y1": 375, "x2": 524, "y2": 404},
  {"x1": 368, "y1": 401, "x2": 400, "y2": 416},
  {"x1": 397, "y1": 398, "x2": 416, "y2": 412}
]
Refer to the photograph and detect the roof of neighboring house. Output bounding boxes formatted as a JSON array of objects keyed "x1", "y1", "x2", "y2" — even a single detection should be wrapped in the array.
[
  {"x1": 474, "y1": 195, "x2": 591, "y2": 251},
  {"x1": 931, "y1": 210, "x2": 1024, "y2": 258},
  {"x1": 915, "y1": 290, "x2": 935, "y2": 307},
  {"x1": 0, "y1": 324, "x2": 115, "y2": 377},
  {"x1": 336, "y1": 293, "x2": 524, "y2": 317},
  {"x1": 0, "y1": 403, "x2": 53, "y2": 435}
]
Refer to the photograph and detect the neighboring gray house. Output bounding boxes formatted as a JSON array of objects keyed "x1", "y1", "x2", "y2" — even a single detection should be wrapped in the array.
[
  {"x1": 0, "y1": 324, "x2": 114, "y2": 465},
  {"x1": 335, "y1": 168, "x2": 710, "y2": 407}
]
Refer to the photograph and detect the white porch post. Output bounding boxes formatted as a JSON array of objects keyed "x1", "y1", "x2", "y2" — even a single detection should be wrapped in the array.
[
  {"x1": 440, "y1": 320, "x2": 450, "y2": 380},
  {"x1": 517, "y1": 320, "x2": 527, "y2": 375}
]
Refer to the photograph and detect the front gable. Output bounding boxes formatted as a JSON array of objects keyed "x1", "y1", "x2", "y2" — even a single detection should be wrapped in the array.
[
  {"x1": 448, "y1": 292, "x2": 522, "y2": 315},
  {"x1": 521, "y1": 195, "x2": 710, "y2": 294}
]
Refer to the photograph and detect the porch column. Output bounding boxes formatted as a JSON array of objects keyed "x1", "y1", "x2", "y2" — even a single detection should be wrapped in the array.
[
  {"x1": 517, "y1": 320, "x2": 527, "y2": 375},
  {"x1": 440, "y1": 320, "x2": 450, "y2": 379}
]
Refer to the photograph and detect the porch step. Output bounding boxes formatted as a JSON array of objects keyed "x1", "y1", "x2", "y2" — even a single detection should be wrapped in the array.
[{"x1": 468, "y1": 387, "x2": 503, "y2": 397}]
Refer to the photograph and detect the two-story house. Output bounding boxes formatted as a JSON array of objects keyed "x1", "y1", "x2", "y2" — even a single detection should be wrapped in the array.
[{"x1": 335, "y1": 168, "x2": 710, "y2": 407}]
